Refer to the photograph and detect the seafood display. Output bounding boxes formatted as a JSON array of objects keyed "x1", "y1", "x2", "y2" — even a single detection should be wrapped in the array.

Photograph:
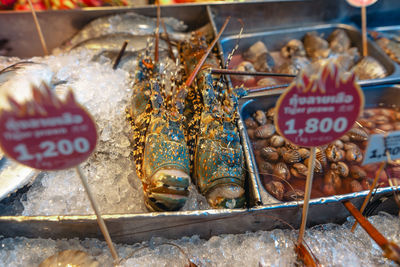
[
  {"x1": 245, "y1": 106, "x2": 400, "y2": 202},
  {"x1": 227, "y1": 27, "x2": 388, "y2": 87},
  {"x1": 372, "y1": 31, "x2": 400, "y2": 64}
]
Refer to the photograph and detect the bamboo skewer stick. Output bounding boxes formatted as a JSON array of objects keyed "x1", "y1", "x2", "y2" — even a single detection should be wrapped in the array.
[
  {"x1": 298, "y1": 147, "x2": 316, "y2": 246},
  {"x1": 27, "y1": 0, "x2": 48, "y2": 56},
  {"x1": 209, "y1": 68, "x2": 296, "y2": 78},
  {"x1": 361, "y1": 6, "x2": 368, "y2": 57},
  {"x1": 112, "y1": 41, "x2": 128, "y2": 70},
  {"x1": 75, "y1": 166, "x2": 120, "y2": 263},
  {"x1": 185, "y1": 16, "x2": 230, "y2": 87},
  {"x1": 351, "y1": 161, "x2": 386, "y2": 232},
  {"x1": 161, "y1": 19, "x2": 176, "y2": 62},
  {"x1": 154, "y1": 0, "x2": 161, "y2": 63},
  {"x1": 343, "y1": 200, "x2": 400, "y2": 264}
]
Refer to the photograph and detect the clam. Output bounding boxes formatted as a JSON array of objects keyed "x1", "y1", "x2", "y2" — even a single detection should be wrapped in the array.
[
  {"x1": 277, "y1": 146, "x2": 288, "y2": 157},
  {"x1": 378, "y1": 123, "x2": 394, "y2": 132},
  {"x1": 305, "y1": 157, "x2": 323, "y2": 174},
  {"x1": 350, "y1": 165, "x2": 367, "y2": 180},
  {"x1": 247, "y1": 128, "x2": 256, "y2": 139},
  {"x1": 325, "y1": 144, "x2": 343, "y2": 162},
  {"x1": 273, "y1": 162, "x2": 291, "y2": 181},
  {"x1": 256, "y1": 157, "x2": 274, "y2": 175},
  {"x1": 333, "y1": 140, "x2": 344, "y2": 149},
  {"x1": 265, "y1": 180, "x2": 285, "y2": 201},
  {"x1": 255, "y1": 124, "x2": 275, "y2": 139},
  {"x1": 283, "y1": 149, "x2": 301, "y2": 164},
  {"x1": 243, "y1": 41, "x2": 274, "y2": 72},
  {"x1": 328, "y1": 29, "x2": 351, "y2": 53},
  {"x1": 346, "y1": 146, "x2": 363, "y2": 163},
  {"x1": 281, "y1": 39, "x2": 306, "y2": 58},
  {"x1": 270, "y1": 135, "x2": 285, "y2": 147},
  {"x1": 371, "y1": 114, "x2": 390, "y2": 125},
  {"x1": 290, "y1": 163, "x2": 308, "y2": 179},
  {"x1": 235, "y1": 61, "x2": 256, "y2": 82},
  {"x1": 304, "y1": 32, "x2": 331, "y2": 60},
  {"x1": 298, "y1": 148, "x2": 310, "y2": 159},
  {"x1": 266, "y1": 107, "x2": 275, "y2": 121},
  {"x1": 245, "y1": 117, "x2": 258, "y2": 129},
  {"x1": 343, "y1": 142, "x2": 358, "y2": 151},
  {"x1": 357, "y1": 118, "x2": 375, "y2": 129},
  {"x1": 253, "y1": 110, "x2": 267, "y2": 126},
  {"x1": 260, "y1": 146, "x2": 279, "y2": 162},
  {"x1": 340, "y1": 134, "x2": 350, "y2": 142},
  {"x1": 352, "y1": 56, "x2": 387, "y2": 80},
  {"x1": 333, "y1": 161, "x2": 349, "y2": 177},
  {"x1": 316, "y1": 147, "x2": 328, "y2": 167},
  {"x1": 347, "y1": 127, "x2": 369, "y2": 142},
  {"x1": 257, "y1": 77, "x2": 279, "y2": 87},
  {"x1": 252, "y1": 139, "x2": 268, "y2": 151}
]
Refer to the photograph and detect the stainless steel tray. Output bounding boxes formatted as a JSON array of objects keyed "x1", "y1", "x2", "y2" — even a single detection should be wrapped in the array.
[
  {"x1": 219, "y1": 23, "x2": 400, "y2": 86},
  {"x1": 239, "y1": 84, "x2": 400, "y2": 205}
]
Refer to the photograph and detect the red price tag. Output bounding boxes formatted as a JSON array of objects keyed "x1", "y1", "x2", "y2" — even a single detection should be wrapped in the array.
[
  {"x1": 346, "y1": 0, "x2": 378, "y2": 7},
  {"x1": 0, "y1": 85, "x2": 97, "y2": 170},
  {"x1": 275, "y1": 64, "x2": 364, "y2": 147}
]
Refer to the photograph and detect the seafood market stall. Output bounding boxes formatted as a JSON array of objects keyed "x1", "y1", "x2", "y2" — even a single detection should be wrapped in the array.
[{"x1": 0, "y1": 0, "x2": 400, "y2": 265}]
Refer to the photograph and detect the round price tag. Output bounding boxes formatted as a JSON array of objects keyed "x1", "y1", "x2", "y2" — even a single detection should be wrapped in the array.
[
  {"x1": 275, "y1": 64, "x2": 364, "y2": 147},
  {"x1": 0, "y1": 85, "x2": 97, "y2": 170},
  {"x1": 346, "y1": 0, "x2": 378, "y2": 7}
]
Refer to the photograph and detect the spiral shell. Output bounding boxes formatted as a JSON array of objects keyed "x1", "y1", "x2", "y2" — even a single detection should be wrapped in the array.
[
  {"x1": 256, "y1": 157, "x2": 274, "y2": 175},
  {"x1": 247, "y1": 128, "x2": 256, "y2": 139},
  {"x1": 350, "y1": 180, "x2": 363, "y2": 192},
  {"x1": 357, "y1": 118, "x2": 375, "y2": 129},
  {"x1": 273, "y1": 162, "x2": 291, "y2": 181},
  {"x1": 283, "y1": 149, "x2": 301, "y2": 164},
  {"x1": 253, "y1": 110, "x2": 267, "y2": 125},
  {"x1": 260, "y1": 146, "x2": 279, "y2": 162},
  {"x1": 255, "y1": 124, "x2": 275, "y2": 139},
  {"x1": 316, "y1": 147, "x2": 328, "y2": 167},
  {"x1": 371, "y1": 115, "x2": 389, "y2": 125},
  {"x1": 325, "y1": 144, "x2": 343, "y2": 163},
  {"x1": 344, "y1": 142, "x2": 358, "y2": 151},
  {"x1": 266, "y1": 107, "x2": 275, "y2": 121}
]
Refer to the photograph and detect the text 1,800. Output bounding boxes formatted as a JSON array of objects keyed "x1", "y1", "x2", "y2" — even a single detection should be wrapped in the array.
[{"x1": 284, "y1": 117, "x2": 348, "y2": 135}]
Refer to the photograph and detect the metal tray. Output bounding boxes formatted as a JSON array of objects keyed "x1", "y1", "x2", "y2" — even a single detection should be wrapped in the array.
[
  {"x1": 239, "y1": 84, "x2": 400, "y2": 205},
  {"x1": 219, "y1": 23, "x2": 400, "y2": 86}
]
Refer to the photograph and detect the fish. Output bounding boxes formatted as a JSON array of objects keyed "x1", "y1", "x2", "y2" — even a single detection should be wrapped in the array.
[{"x1": 63, "y1": 12, "x2": 188, "y2": 50}]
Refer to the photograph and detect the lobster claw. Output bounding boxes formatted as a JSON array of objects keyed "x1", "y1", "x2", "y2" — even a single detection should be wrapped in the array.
[
  {"x1": 143, "y1": 115, "x2": 191, "y2": 211},
  {"x1": 194, "y1": 116, "x2": 246, "y2": 209}
]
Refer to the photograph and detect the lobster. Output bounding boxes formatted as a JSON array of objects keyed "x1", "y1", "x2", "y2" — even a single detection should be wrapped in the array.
[
  {"x1": 127, "y1": 17, "x2": 231, "y2": 211},
  {"x1": 178, "y1": 23, "x2": 247, "y2": 208}
]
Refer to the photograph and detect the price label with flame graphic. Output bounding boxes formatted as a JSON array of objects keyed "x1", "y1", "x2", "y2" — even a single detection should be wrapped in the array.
[
  {"x1": 0, "y1": 84, "x2": 97, "y2": 170},
  {"x1": 275, "y1": 64, "x2": 364, "y2": 147}
]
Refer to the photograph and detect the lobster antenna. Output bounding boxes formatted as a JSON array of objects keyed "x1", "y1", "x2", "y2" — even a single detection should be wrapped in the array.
[
  {"x1": 210, "y1": 69, "x2": 296, "y2": 78},
  {"x1": 161, "y1": 19, "x2": 176, "y2": 61},
  {"x1": 154, "y1": 0, "x2": 161, "y2": 63},
  {"x1": 184, "y1": 16, "x2": 231, "y2": 87},
  {"x1": 225, "y1": 18, "x2": 244, "y2": 68}
]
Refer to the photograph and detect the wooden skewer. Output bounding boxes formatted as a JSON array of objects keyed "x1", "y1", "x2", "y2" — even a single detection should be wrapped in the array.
[
  {"x1": 343, "y1": 200, "x2": 400, "y2": 264},
  {"x1": 185, "y1": 16, "x2": 231, "y2": 87},
  {"x1": 27, "y1": 0, "x2": 48, "y2": 56},
  {"x1": 361, "y1": 6, "x2": 368, "y2": 57},
  {"x1": 112, "y1": 41, "x2": 128, "y2": 70},
  {"x1": 154, "y1": 0, "x2": 161, "y2": 63},
  {"x1": 209, "y1": 68, "x2": 296, "y2": 78},
  {"x1": 298, "y1": 147, "x2": 316, "y2": 246},
  {"x1": 75, "y1": 166, "x2": 119, "y2": 263},
  {"x1": 351, "y1": 161, "x2": 386, "y2": 232}
]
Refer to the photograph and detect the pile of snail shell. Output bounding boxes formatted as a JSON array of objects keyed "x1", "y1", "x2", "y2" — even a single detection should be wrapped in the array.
[{"x1": 245, "y1": 106, "x2": 400, "y2": 202}]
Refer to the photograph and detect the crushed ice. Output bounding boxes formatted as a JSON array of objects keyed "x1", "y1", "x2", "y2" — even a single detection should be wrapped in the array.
[{"x1": 0, "y1": 213, "x2": 399, "y2": 266}]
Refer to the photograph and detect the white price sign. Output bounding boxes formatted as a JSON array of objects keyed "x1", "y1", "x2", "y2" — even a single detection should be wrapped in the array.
[{"x1": 363, "y1": 130, "x2": 400, "y2": 165}]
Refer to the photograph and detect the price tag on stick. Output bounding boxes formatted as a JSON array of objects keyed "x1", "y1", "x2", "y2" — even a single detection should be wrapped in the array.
[
  {"x1": 275, "y1": 63, "x2": 364, "y2": 247},
  {"x1": 0, "y1": 84, "x2": 119, "y2": 262}
]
